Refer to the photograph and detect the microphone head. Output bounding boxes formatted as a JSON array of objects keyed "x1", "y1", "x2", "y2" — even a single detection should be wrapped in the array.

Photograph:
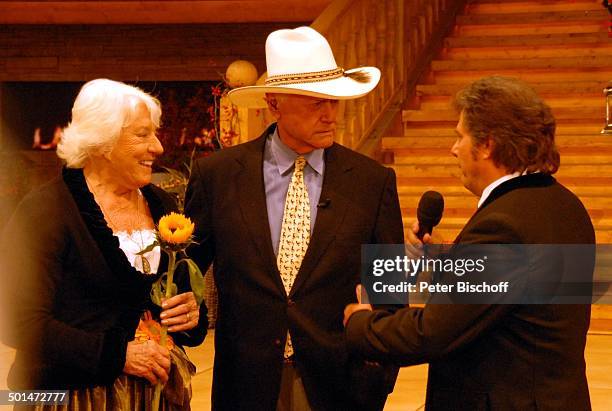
[{"x1": 417, "y1": 191, "x2": 444, "y2": 228}]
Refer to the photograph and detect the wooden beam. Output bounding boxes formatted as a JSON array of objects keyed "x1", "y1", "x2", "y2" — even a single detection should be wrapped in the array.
[{"x1": 0, "y1": 1, "x2": 332, "y2": 24}]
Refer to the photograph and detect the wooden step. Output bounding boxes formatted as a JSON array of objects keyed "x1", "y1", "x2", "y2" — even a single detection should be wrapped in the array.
[
  {"x1": 402, "y1": 219, "x2": 612, "y2": 234},
  {"x1": 399, "y1": 204, "x2": 612, "y2": 225},
  {"x1": 403, "y1": 107, "x2": 604, "y2": 122},
  {"x1": 397, "y1": 184, "x2": 612, "y2": 198},
  {"x1": 398, "y1": 180, "x2": 612, "y2": 204},
  {"x1": 433, "y1": 68, "x2": 612, "y2": 85},
  {"x1": 387, "y1": 134, "x2": 612, "y2": 149},
  {"x1": 400, "y1": 194, "x2": 612, "y2": 210},
  {"x1": 469, "y1": 0, "x2": 601, "y2": 5},
  {"x1": 455, "y1": 21, "x2": 606, "y2": 37},
  {"x1": 418, "y1": 95, "x2": 605, "y2": 110},
  {"x1": 441, "y1": 44, "x2": 612, "y2": 60},
  {"x1": 402, "y1": 226, "x2": 612, "y2": 238},
  {"x1": 467, "y1": 0, "x2": 603, "y2": 15},
  {"x1": 457, "y1": 10, "x2": 608, "y2": 25},
  {"x1": 399, "y1": 196, "x2": 475, "y2": 209},
  {"x1": 390, "y1": 164, "x2": 612, "y2": 178},
  {"x1": 403, "y1": 227, "x2": 612, "y2": 244},
  {"x1": 445, "y1": 33, "x2": 609, "y2": 47},
  {"x1": 402, "y1": 124, "x2": 606, "y2": 137},
  {"x1": 400, "y1": 200, "x2": 612, "y2": 216},
  {"x1": 596, "y1": 231, "x2": 612, "y2": 242},
  {"x1": 591, "y1": 306, "x2": 612, "y2": 322},
  {"x1": 398, "y1": 195, "x2": 612, "y2": 214},
  {"x1": 390, "y1": 143, "x2": 612, "y2": 158},
  {"x1": 590, "y1": 216, "x2": 612, "y2": 227},
  {"x1": 417, "y1": 81, "x2": 609, "y2": 96},
  {"x1": 393, "y1": 154, "x2": 612, "y2": 166},
  {"x1": 431, "y1": 56, "x2": 612, "y2": 71},
  {"x1": 390, "y1": 146, "x2": 612, "y2": 157},
  {"x1": 395, "y1": 176, "x2": 612, "y2": 189}
]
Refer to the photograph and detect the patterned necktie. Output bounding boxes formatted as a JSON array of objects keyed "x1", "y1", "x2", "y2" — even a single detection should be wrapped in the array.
[{"x1": 277, "y1": 156, "x2": 310, "y2": 358}]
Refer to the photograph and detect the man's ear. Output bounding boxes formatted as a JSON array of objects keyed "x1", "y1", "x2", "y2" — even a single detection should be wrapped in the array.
[
  {"x1": 264, "y1": 93, "x2": 281, "y2": 120},
  {"x1": 479, "y1": 136, "x2": 495, "y2": 160}
]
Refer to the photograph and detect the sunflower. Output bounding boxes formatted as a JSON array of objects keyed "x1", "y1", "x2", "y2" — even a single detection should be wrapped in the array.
[{"x1": 158, "y1": 212, "x2": 195, "y2": 246}]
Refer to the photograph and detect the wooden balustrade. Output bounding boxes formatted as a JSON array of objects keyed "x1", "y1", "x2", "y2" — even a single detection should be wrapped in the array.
[
  {"x1": 224, "y1": 0, "x2": 466, "y2": 155},
  {"x1": 310, "y1": 0, "x2": 406, "y2": 150}
]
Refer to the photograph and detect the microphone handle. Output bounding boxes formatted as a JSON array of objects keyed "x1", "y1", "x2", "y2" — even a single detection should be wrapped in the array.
[{"x1": 416, "y1": 222, "x2": 433, "y2": 240}]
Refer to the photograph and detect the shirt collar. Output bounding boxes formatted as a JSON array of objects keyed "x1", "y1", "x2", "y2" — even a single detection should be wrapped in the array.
[
  {"x1": 478, "y1": 171, "x2": 523, "y2": 208},
  {"x1": 270, "y1": 126, "x2": 325, "y2": 176}
]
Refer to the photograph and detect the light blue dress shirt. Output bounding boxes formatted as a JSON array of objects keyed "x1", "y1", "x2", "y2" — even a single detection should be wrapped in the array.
[{"x1": 263, "y1": 126, "x2": 325, "y2": 256}]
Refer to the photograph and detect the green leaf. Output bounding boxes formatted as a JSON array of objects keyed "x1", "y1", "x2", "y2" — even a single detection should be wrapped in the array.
[
  {"x1": 136, "y1": 241, "x2": 159, "y2": 255},
  {"x1": 177, "y1": 258, "x2": 206, "y2": 306},
  {"x1": 150, "y1": 278, "x2": 164, "y2": 307}
]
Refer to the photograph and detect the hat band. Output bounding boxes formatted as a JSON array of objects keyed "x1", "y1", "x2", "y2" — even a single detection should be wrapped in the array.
[{"x1": 265, "y1": 67, "x2": 344, "y2": 86}]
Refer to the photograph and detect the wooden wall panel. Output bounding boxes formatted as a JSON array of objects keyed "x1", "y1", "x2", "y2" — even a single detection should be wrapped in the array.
[
  {"x1": 0, "y1": 1, "x2": 332, "y2": 24},
  {"x1": 0, "y1": 23, "x2": 304, "y2": 81}
]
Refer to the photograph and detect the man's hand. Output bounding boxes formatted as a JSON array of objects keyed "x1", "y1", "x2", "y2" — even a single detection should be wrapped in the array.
[
  {"x1": 406, "y1": 220, "x2": 445, "y2": 259},
  {"x1": 343, "y1": 285, "x2": 372, "y2": 327}
]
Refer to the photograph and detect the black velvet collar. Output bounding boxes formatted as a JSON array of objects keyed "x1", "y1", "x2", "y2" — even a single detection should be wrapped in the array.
[
  {"x1": 479, "y1": 173, "x2": 555, "y2": 211},
  {"x1": 61, "y1": 167, "x2": 166, "y2": 302}
]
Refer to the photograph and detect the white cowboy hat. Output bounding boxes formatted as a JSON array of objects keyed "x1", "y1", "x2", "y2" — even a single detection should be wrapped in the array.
[{"x1": 228, "y1": 26, "x2": 380, "y2": 107}]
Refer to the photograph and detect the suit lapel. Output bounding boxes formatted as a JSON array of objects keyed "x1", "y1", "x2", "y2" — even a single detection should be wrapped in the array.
[
  {"x1": 236, "y1": 130, "x2": 286, "y2": 295},
  {"x1": 289, "y1": 144, "x2": 352, "y2": 297}
]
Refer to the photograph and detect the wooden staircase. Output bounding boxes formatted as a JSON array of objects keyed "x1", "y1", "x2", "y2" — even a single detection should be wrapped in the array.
[
  {"x1": 382, "y1": 0, "x2": 612, "y2": 328},
  {"x1": 383, "y1": 0, "x2": 612, "y2": 244}
]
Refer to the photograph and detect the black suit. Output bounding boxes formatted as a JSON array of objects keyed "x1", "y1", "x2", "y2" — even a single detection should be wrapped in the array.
[
  {"x1": 185, "y1": 125, "x2": 404, "y2": 410},
  {"x1": 346, "y1": 174, "x2": 595, "y2": 410}
]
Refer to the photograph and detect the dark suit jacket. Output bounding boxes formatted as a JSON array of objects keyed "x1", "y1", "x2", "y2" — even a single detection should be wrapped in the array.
[
  {"x1": 346, "y1": 173, "x2": 595, "y2": 411},
  {"x1": 0, "y1": 168, "x2": 207, "y2": 389},
  {"x1": 185, "y1": 125, "x2": 405, "y2": 410}
]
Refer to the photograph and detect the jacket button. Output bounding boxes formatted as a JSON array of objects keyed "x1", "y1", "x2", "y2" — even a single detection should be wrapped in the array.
[
  {"x1": 287, "y1": 299, "x2": 295, "y2": 307},
  {"x1": 274, "y1": 339, "x2": 281, "y2": 346}
]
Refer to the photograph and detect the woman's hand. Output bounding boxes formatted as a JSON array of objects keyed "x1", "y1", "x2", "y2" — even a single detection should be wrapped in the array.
[
  {"x1": 123, "y1": 340, "x2": 171, "y2": 385},
  {"x1": 160, "y1": 292, "x2": 200, "y2": 332}
]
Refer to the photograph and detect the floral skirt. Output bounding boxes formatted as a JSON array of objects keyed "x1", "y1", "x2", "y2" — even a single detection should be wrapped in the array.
[{"x1": 18, "y1": 346, "x2": 195, "y2": 411}]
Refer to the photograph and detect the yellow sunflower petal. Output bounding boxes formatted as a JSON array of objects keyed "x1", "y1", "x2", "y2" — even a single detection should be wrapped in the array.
[{"x1": 158, "y1": 212, "x2": 195, "y2": 244}]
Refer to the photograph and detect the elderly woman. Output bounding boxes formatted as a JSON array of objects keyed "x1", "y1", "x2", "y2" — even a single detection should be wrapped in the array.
[{"x1": 0, "y1": 79, "x2": 207, "y2": 410}]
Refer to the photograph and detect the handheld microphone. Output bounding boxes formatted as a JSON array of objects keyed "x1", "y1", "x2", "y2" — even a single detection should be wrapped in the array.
[
  {"x1": 416, "y1": 191, "x2": 444, "y2": 240},
  {"x1": 317, "y1": 198, "x2": 331, "y2": 208}
]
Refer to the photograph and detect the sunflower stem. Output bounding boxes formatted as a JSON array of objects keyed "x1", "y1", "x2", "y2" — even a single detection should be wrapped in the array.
[{"x1": 152, "y1": 250, "x2": 176, "y2": 410}]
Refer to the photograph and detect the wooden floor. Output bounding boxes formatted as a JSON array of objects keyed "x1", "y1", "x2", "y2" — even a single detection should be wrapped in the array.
[{"x1": 1, "y1": 331, "x2": 612, "y2": 410}]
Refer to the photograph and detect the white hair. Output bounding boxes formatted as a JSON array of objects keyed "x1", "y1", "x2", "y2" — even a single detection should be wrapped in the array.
[{"x1": 57, "y1": 79, "x2": 162, "y2": 168}]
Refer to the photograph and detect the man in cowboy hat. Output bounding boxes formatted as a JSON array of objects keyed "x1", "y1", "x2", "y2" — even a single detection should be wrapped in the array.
[{"x1": 186, "y1": 26, "x2": 404, "y2": 410}]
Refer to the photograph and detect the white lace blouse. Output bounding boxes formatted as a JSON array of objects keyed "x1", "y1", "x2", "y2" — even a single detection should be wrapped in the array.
[{"x1": 115, "y1": 229, "x2": 161, "y2": 274}]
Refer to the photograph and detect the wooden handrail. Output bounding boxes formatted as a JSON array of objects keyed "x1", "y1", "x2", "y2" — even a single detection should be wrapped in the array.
[{"x1": 310, "y1": 0, "x2": 353, "y2": 33}]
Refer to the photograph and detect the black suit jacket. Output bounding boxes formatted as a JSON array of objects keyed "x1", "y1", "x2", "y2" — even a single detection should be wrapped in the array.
[
  {"x1": 185, "y1": 125, "x2": 405, "y2": 410},
  {"x1": 346, "y1": 174, "x2": 595, "y2": 411},
  {"x1": 0, "y1": 168, "x2": 207, "y2": 389}
]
